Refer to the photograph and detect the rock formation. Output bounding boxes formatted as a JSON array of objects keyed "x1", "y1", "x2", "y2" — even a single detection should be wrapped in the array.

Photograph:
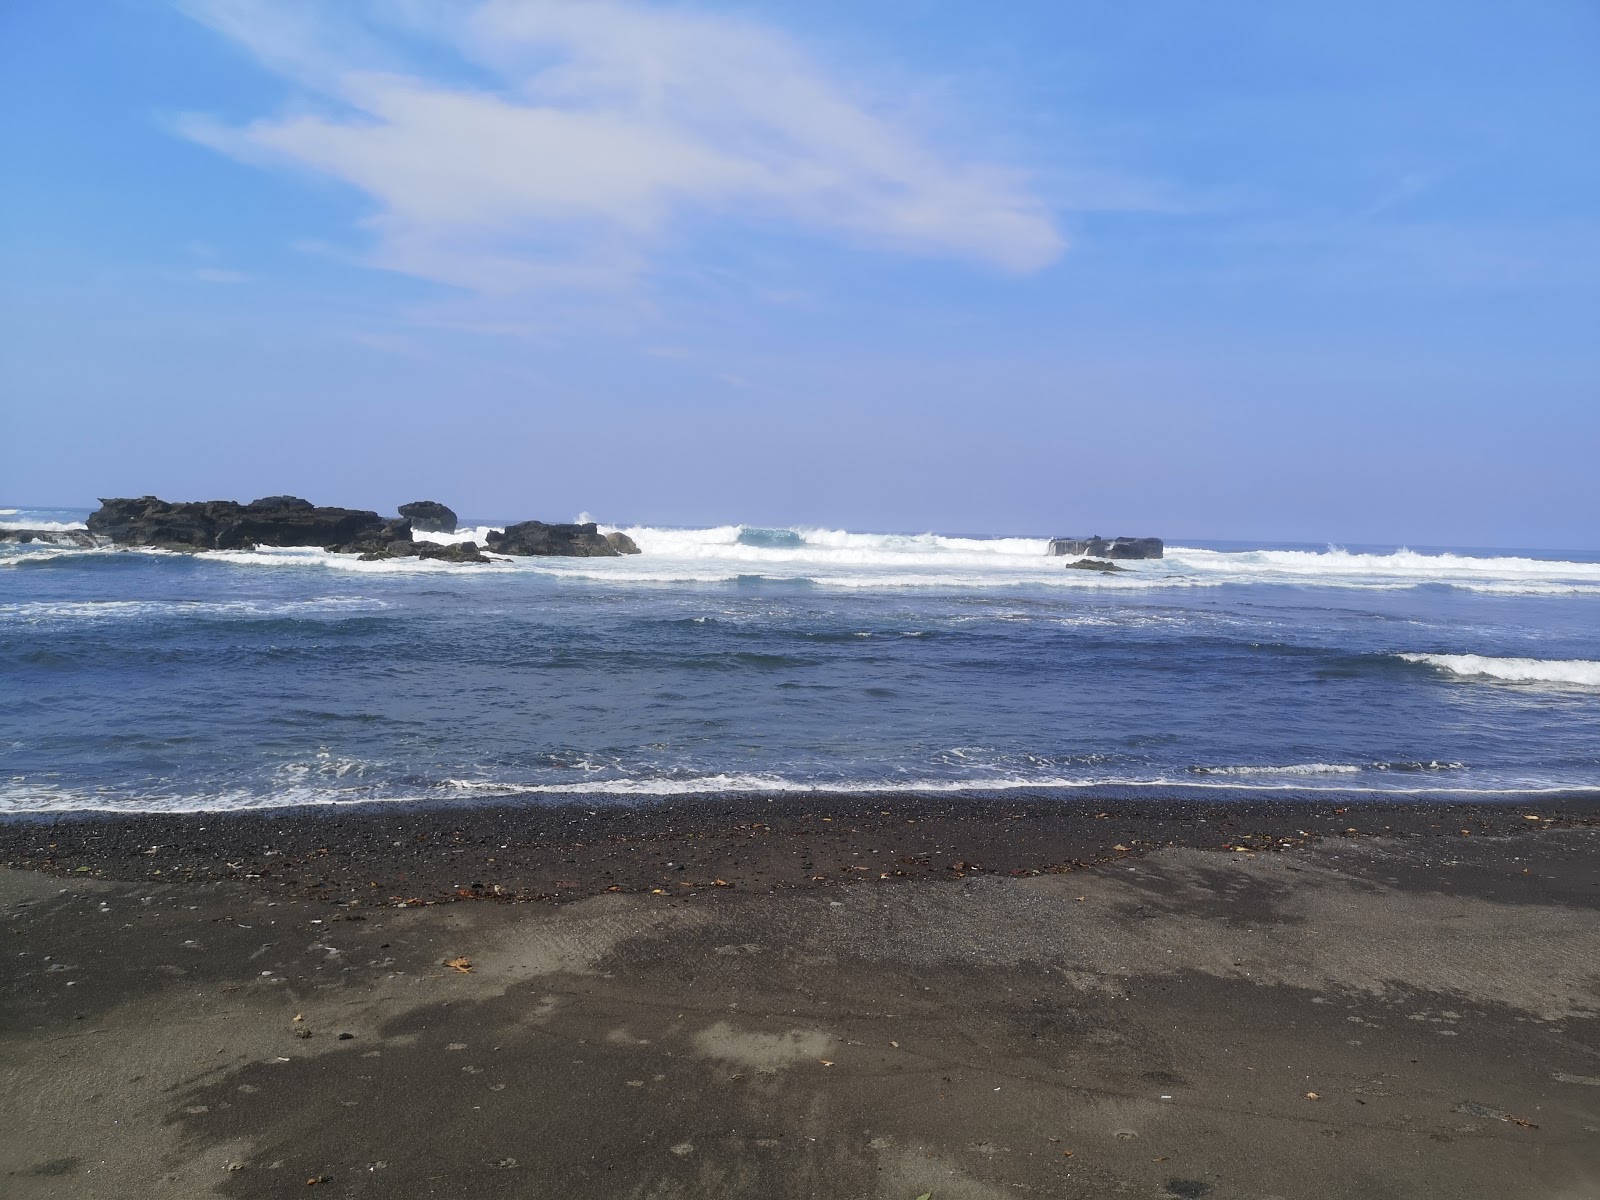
[
  {"x1": 87, "y1": 496, "x2": 388, "y2": 551},
  {"x1": 358, "y1": 539, "x2": 489, "y2": 564},
  {"x1": 83, "y1": 496, "x2": 639, "y2": 561},
  {"x1": 327, "y1": 519, "x2": 414, "y2": 557},
  {"x1": 1047, "y1": 535, "x2": 1164, "y2": 560},
  {"x1": 487, "y1": 520, "x2": 627, "y2": 557},
  {"x1": 1063, "y1": 558, "x2": 1129, "y2": 573},
  {"x1": 397, "y1": 501, "x2": 457, "y2": 534}
]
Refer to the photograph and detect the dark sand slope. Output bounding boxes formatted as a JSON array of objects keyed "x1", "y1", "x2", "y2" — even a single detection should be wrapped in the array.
[{"x1": 2, "y1": 804, "x2": 1598, "y2": 1199}]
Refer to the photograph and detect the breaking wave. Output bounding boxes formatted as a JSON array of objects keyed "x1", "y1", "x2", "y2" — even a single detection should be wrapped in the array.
[
  {"x1": 0, "y1": 519, "x2": 89, "y2": 531},
  {"x1": 1400, "y1": 653, "x2": 1600, "y2": 687},
  {"x1": 1189, "y1": 763, "x2": 1363, "y2": 776},
  {"x1": 0, "y1": 595, "x2": 387, "y2": 624},
  {"x1": 4, "y1": 517, "x2": 1596, "y2": 595}
]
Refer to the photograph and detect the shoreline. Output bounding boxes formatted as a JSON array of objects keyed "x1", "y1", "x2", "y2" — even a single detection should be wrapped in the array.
[
  {"x1": 4, "y1": 793, "x2": 1598, "y2": 905},
  {"x1": 5, "y1": 778, "x2": 1600, "y2": 818}
]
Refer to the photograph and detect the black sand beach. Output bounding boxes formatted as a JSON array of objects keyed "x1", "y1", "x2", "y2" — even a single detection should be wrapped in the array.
[{"x1": 3, "y1": 797, "x2": 1598, "y2": 1198}]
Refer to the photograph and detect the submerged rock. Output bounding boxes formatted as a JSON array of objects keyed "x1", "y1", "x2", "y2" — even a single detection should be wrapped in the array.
[
  {"x1": 87, "y1": 496, "x2": 390, "y2": 551},
  {"x1": 1064, "y1": 558, "x2": 1129, "y2": 573},
  {"x1": 486, "y1": 520, "x2": 621, "y2": 557},
  {"x1": 1048, "y1": 535, "x2": 1164, "y2": 560},
  {"x1": 398, "y1": 500, "x2": 458, "y2": 534}
]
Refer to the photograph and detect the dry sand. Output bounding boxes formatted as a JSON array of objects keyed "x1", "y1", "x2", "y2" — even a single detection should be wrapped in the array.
[{"x1": 2, "y1": 797, "x2": 1597, "y2": 1198}]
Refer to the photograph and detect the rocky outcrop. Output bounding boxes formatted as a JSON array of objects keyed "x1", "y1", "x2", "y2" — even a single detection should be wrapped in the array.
[
  {"x1": 419, "y1": 541, "x2": 489, "y2": 563},
  {"x1": 0, "y1": 528, "x2": 103, "y2": 547},
  {"x1": 1048, "y1": 535, "x2": 1164, "y2": 560},
  {"x1": 87, "y1": 496, "x2": 388, "y2": 551},
  {"x1": 1063, "y1": 558, "x2": 1129, "y2": 573},
  {"x1": 398, "y1": 501, "x2": 457, "y2": 534},
  {"x1": 359, "y1": 539, "x2": 490, "y2": 564},
  {"x1": 83, "y1": 496, "x2": 638, "y2": 561},
  {"x1": 486, "y1": 520, "x2": 621, "y2": 557},
  {"x1": 328, "y1": 519, "x2": 413, "y2": 556}
]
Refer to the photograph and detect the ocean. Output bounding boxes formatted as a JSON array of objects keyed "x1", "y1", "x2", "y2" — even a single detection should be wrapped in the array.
[{"x1": 3, "y1": 506, "x2": 1598, "y2": 813}]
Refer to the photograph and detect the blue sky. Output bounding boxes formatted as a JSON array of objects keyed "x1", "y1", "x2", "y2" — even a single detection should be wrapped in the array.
[{"x1": 3, "y1": 0, "x2": 1597, "y2": 547}]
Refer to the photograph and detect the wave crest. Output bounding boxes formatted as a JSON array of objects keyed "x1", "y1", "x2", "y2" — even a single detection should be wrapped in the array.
[{"x1": 1399, "y1": 653, "x2": 1600, "y2": 687}]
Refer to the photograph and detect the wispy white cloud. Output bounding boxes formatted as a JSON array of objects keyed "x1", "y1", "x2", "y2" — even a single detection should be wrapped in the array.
[{"x1": 177, "y1": 0, "x2": 1065, "y2": 300}]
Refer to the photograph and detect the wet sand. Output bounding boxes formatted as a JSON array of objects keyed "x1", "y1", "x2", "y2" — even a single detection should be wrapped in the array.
[{"x1": 2, "y1": 796, "x2": 1598, "y2": 1198}]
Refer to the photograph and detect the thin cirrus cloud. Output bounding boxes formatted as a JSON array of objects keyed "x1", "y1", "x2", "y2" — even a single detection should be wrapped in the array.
[{"x1": 176, "y1": 0, "x2": 1066, "y2": 297}]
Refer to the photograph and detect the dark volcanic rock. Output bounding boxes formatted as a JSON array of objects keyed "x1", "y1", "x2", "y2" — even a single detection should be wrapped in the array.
[
  {"x1": 418, "y1": 541, "x2": 489, "y2": 563},
  {"x1": 1064, "y1": 558, "x2": 1128, "y2": 573},
  {"x1": 357, "y1": 541, "x2": 419, "y2": 561},
  {"x1": 398, "y1": 501, "x2": 458, "y2": 534},
  {"x1": 605, "y1": 531, "x2": 642, "y2": 555},
  {"x1": 0, "y1": 528, "x2": 102, "y2": 548},
  {"x1": 87, "y1": 496, "x2": 388, "y2": 551},
  {"x1": 330, "y1": 518, "x2": 413, "y2": 556},
  {"x1": 486, "y1": 520, "x2": 620, "y2": 557},
  {"x1": 357, "y1": 538, "x2": 490, "y2": 565},
  {"x1": 1105, "y1": 536, "x2": 1164, "y2": 560},
  {"x1": 1048, "y1": 535, "x2": 1164, "y2": 560}
]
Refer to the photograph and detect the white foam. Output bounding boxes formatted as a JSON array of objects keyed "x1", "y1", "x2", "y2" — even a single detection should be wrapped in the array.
[
  {"x1": 205, "y1": 546, "x2": 508, "y2": 574},
  {"x1": 11, "y1": 519, "x2": 1596, "y2": 596},
  {"x1": 1190, "y1": 763, "x2": 1364, "y2": 776},
  {"x1": 4, "y1": 769, "x2": 1594, "y2": 814},
  {"x1": 0, "y1": 595, "x2": 387, "y2": 623},
  {"x1": 0, "y1": 519, "x2": 90, "y2": 531},
  {"x1": 0, "y1": 547, "x2": 85, "y2": 567},
  {"x1": 409, "y1": 524, "x2": 503, "y2": 546},
  {"x1": 556, "y1": 528, "x2": 1600, "y2": 596},
  {"x1": 1400, "y1": 653, "x2": 1600, "y2": 687}
]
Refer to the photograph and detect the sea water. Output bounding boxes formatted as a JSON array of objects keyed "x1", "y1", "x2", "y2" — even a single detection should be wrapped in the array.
[{"x1": 3, "y1": 507, "x2": 1598, "y2": 813}]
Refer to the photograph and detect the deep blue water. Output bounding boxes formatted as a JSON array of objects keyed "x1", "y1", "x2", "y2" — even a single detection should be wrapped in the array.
[{"x1": 3, "y1": 508, "x2": 1599, "y2": 812}]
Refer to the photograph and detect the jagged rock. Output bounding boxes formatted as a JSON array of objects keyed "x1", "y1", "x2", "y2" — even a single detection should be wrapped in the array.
[
  {"x1": 486, "y1": 520, "x2": 620, "y2": 557},
  {"x1": 87, "y1": 496, "x2": 388, "y2": 551},
  {"x1": 418, "y1": 541, "x2": 489, "y2": 563},
  {"x1": 1063, "y1": 558, "x2": 1128, "y2": 573},
  {"x1": 357, "y1": 539, "x2": 489, "y2": 564},
  {"x1": 330, "y1": 519, "x2": 413, "y2": 556},
  {"x1": 1104, "y1": 537, "x2": 1163, "y2": 560},
  {"x1": 0, "y1": 528, "x2": 102, "y2": 548},
  {"x1": 83, "y1": 496, "x2": 638, "y2": 562},
  {"x1": 358, "y1": 544, "x2": 413, "y2": 560},
  {"x1": 398, "y1": 501, "x2": 457, "y2": 534},
  {"x1": 1047, "y1": 535, "x2": 1164, "y2": 560}
]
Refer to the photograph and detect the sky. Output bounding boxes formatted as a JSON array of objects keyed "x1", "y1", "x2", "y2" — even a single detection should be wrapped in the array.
[{"x1": 2, "y1": 0, "x2": 1597, "y2": 548}]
